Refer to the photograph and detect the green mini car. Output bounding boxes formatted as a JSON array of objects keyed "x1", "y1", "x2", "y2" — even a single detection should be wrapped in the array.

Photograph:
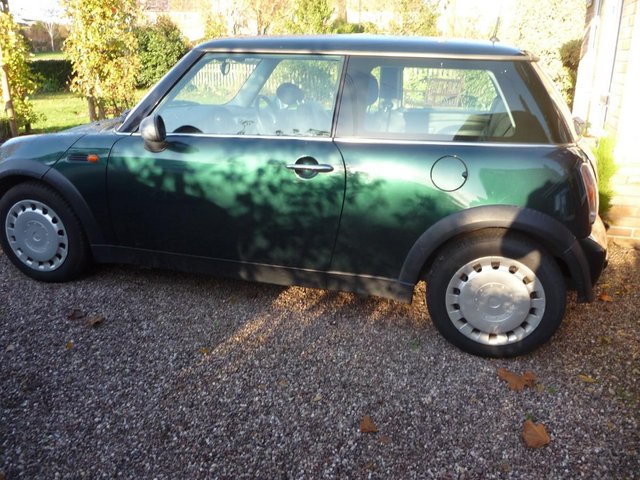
[{"x1": 0, "y1": 35, "x2": 607, "y2": 357}]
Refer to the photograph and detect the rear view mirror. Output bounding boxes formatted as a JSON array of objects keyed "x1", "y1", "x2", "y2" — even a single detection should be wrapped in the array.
[{"x1": 140, "y1": 114, "x2": 167, "y2": 152}]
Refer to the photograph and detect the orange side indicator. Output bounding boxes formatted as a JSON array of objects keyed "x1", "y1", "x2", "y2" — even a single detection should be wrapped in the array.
[{"x1": 87, "y1": 154, "x2": 99, "y2": 163}]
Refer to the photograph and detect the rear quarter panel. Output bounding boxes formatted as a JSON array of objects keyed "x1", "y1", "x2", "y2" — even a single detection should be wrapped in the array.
[{"x1": 331, "y1": 141, "x2": 585, "y2": 278}]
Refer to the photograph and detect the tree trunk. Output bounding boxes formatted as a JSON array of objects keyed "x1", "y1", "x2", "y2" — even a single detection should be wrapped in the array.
[
  {"x1": 0, "y1": 0, "x2": 8, "y2": 13},
  {"x1": 97, "y1": 102, "x2": 106, "y2": 120},
  {"x1": 0, "y1": 56, "x2": 18, "y2": 137},
  {"x1": 336, "y1": 0, "x2": 347, "y2": 22},
  {"x1": 87, "y1": 96, "x2": 98, "y2": 122}
]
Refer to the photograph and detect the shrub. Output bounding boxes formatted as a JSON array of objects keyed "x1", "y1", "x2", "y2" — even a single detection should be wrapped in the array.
[
  {"x1": 203, "y1": 13, "x2": 227, "y2": 39},
  {"x1": 135, "y1": 16, "x2": 189, "y2": 89},
  {"x1": 560, "y1": 39, "x2": 581, "y2": 110},
  {"x1": 594, "y1": 135, "x2": 617, "y2": 218},
  {"x1": 331, "y1": 19, "x2": 379, "y2": 34},
  {"x1": 30, "y1": 59, "x2": 72, "y2": 92},
  {"x1": 63, "y1": 0, "x2": 140, "y2": 119},
  {"x1": 0, "y1": 11, "x2": 40, "y2": 132}
]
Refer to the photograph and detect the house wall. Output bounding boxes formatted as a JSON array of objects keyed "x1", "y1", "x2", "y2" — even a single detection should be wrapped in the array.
[
  {"x1": 574, "y1": 0, "x2": 640, "y2": 242},
  {"x1": 606, "y1": 0, "x2": 640, "y2": 240}
]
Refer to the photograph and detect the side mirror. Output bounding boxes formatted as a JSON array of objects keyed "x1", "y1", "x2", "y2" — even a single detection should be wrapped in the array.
[
  {"x1": 573, "y1": 116, "x2": 586, "y2": 138},
  {"x1": 140, "y1": 114, "x2": 167, "y2": 152}
]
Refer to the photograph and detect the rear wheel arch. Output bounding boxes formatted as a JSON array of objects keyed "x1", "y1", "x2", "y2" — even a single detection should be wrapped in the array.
[
  {"x1": 400, "y1": 205, "x2": 593, "y2": 302},
  {"x1": 425, "y1": 228, "x2": 566, "y2": 357}
]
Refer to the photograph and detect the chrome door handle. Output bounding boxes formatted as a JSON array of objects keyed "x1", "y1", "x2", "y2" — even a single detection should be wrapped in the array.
[{"x1": 285, "y1": 164, "x2": 334, "y2": 173}]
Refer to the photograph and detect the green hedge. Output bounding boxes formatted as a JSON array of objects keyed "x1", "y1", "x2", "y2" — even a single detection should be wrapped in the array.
[{"x1": 30, "y1": 59, "x2": 73, "y2": 92}]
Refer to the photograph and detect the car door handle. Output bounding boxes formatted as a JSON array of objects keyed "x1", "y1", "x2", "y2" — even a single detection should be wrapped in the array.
[{"x1": 285, "y1": 164, "x2": 334, "y2": 173}]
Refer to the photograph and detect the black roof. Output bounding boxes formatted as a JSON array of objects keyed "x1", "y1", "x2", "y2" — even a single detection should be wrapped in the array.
[{"x1": 196, "y1": 35, "x2": 531, "y2": 59}]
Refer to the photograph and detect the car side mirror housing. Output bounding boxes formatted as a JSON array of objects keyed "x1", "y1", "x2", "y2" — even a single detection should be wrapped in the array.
[{"x1": 140, "y1": 114, "x2": 167, "y2": 152}]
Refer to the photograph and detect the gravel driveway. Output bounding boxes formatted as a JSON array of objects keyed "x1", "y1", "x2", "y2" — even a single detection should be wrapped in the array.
[{"x1": 1, "y1": 243, "x2": 638, "y2": 479}]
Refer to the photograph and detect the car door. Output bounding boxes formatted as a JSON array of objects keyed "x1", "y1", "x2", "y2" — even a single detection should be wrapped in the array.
[{"x1": 107, "y1": 53, "x2": 345, "y2": 272}]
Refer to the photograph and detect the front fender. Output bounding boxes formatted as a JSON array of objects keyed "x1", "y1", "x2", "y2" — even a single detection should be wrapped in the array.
[
  {"x1": 42, "y1": 167, "x2": 105, "y2": 245},
  {"x1": 0, "y1": 156, "x2": 105, "y2": 247},
  {"x1": 399, "y1": 205, "x2": 594, "y2": 302},
  {"x1": 0, "y1": 132, "x2": 86, "y2": 165}
]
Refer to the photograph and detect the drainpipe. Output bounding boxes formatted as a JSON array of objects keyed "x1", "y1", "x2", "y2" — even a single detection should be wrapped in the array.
[
  {"x1": 584, "y1": 0, "x2": 602, "y2": 134},
  {"x1": 603, "y1": 1, "x2": 624, "y2": 127}
]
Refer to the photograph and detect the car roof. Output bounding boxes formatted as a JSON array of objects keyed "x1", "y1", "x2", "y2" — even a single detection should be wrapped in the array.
[{"x1": 196, "y1": 35, "x2": 532, "y2": 60}]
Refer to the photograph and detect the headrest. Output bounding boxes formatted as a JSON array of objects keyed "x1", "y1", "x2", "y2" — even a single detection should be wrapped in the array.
[
  {"x1": 277, "y1": 83, "x2": 304, "y2": 106},
  {"x1": 350, "y1": 72, "x2": 378, "y2": 106}
]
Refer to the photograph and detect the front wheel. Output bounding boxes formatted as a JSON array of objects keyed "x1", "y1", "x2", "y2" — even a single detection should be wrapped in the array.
[
  {"x1": 0, "y1": 182, "x2": 89, "y2": 282},
  {"x1": 426, "y1": 230, "x2": 566, "y2": 357}
]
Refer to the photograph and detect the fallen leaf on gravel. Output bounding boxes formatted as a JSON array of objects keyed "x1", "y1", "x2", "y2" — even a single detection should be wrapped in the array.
[
  {"x1": 5, "y1": 344, "x2": 15, "y2": 352},
  {"x1": 364, "y1": 461, "x2": 377, "y2": 471},
  {"x1": 277, "y1": 378, "x2": 289, "y2": 387},
  {"x1": 65, "y1": 340, "x2": 74, "y2": 350},
  {"x1": 86, "y1": 315, "x2": 105, "y2": 327},
  {"x1": 379, "y1": 435, "x2": 392, "y2": 445},
  {"x1": 578, "y1": 374, "x2": 597, "y2": 383},
  {"x1": 498, "y1": 368, "x2": 536, "y2": 391},
  {"x1": 522, "y1": 371, "x2": 536, "y2": 385},
  {"x1": 199, "y1": 347, "x2": 210, "y2": 355},
  {"x1": 522, "y1": 420, "x2": 551, "y2": 448},
  {"x1": 312, "y1": 393, "x2": 323, "y2": 402},
  {"x1": 598, "y1": 293, "x2": 614, "y2": 302},
  {"x1": 67, "y1": 309, "x2": 86, "y2": 320},
  {"x1": 360, "y1": 415, "x2": 378, "y2": 433}
]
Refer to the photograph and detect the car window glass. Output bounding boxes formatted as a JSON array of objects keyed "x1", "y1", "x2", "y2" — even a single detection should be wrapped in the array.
[
  {"x1": 337, "y1": 57, "x2": 557, "y2": 144},
  {"x1": 172, "y1": 58, "x2": 256, "y2": 105},
  {"x1": 154, "y1": 53, "x2": 342, "y2": 137},
  {"x1": 254, "y1": 57, "x2": 342, "y2": 136}
]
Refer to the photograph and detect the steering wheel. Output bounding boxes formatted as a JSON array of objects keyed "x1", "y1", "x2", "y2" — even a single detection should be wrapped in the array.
[{"x1": 255, "y1": 94, "x2": 278, "y2": 133}]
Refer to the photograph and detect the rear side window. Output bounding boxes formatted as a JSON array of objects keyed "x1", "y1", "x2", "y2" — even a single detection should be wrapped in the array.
[{"x1": 337, "y1": 57, "x2": 572, "y2": 144}]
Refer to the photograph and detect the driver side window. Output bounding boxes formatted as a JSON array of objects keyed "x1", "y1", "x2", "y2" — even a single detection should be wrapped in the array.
[{"x1": 154, "y1": 53, "x2": 343, "y2": 137}]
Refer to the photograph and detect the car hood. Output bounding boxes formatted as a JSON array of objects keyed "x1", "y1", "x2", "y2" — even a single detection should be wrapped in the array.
[
  {"x1": 0, "y1": 131, "x2": 88, "y2": 167},
  {"x1": 0, "y1": 115, "x2": 125, "y2": 168},
  {"x1": 63, "y1": 116, "x2": 124, "y2": 134}
]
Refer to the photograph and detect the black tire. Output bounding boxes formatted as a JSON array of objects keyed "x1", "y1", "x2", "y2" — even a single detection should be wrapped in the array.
[
  {"x1": 426, "y1": 229, "x2": 566, "y2": 357},
  {"x1": 0, "y1": 182, "x2": 89, "y2": 282}
]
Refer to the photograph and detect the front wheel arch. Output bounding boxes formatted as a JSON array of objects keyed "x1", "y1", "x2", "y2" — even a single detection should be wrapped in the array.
[{"x1": 0, "y1": 181, "x2": 91, "y2": 281}]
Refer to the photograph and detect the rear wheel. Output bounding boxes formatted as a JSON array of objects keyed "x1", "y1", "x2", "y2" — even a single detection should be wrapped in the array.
[
  {"x1": 0, "y1": 182, "x2": 89, "y2": 282},
  {"x1": 426, "y1": 230, "x2": 566, "y2": 357}
]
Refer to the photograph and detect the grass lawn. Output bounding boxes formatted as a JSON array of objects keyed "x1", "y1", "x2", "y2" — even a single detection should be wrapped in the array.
[
  {"x1": 31, "y1": 51, "x2": 65, "y2": 61},
  {"x1": 31, "y1": 91, "x2": 90, "y2": 133},
  {"x1": 31, "y1": 90, "x2": 148, "y2": 134}
]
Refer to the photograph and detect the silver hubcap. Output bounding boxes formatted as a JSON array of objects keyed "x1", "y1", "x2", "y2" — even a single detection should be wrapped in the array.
[
  {"x1": 446, "y1": 256, "x2": 546, "y2": 345},
  {"x1": 5, "y1": 199, "x2": 68, "y2": 272}
]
